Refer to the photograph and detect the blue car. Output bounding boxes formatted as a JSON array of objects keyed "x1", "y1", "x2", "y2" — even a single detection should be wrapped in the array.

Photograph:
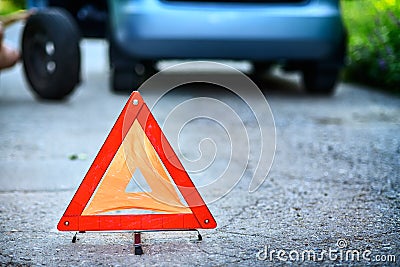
[{"x1": 23, "y1": 0, "x2": 346, "y2": 99}]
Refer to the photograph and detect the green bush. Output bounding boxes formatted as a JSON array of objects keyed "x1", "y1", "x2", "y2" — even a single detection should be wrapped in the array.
[{"x1": 342, "y1": 0, "x2": 400, "y2": 93}]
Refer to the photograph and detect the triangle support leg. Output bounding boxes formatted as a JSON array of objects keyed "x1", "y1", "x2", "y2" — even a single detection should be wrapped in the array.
[{"x1": 134, "y1": 232, "x2": 143, "y2": 255}]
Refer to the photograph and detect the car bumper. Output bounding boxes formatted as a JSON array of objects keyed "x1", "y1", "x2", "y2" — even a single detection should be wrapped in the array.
[{"x1": 109, "y1": 0, "x2": 346, "y2": 61}]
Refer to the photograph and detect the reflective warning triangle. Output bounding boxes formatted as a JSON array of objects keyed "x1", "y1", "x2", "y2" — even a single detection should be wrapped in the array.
[{"x1": 57, "y1": 92, "x2": 217, "y2": 231}]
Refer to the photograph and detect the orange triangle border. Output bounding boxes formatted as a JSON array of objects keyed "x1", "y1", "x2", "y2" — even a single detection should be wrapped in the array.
[{"x1": 57, "y1": 92, "x2": 217, "y2": 231}]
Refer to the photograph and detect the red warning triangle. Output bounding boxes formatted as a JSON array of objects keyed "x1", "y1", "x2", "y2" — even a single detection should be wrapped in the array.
[{"x1": 57, "y1": 92, "x2": 216, "y2": 231}]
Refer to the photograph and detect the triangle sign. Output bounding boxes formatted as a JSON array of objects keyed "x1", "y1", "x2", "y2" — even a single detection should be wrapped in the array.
[{"x1": 57, "y1": 92, "x2": 216, "y2": 231}]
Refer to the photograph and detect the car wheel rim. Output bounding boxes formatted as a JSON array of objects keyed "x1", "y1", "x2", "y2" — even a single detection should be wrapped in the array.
[{"x1": 28, "y1": 33, "x2": 57, "y2": 79}]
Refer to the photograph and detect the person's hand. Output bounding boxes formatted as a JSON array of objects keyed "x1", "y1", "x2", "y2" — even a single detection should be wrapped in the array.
[
  {"x1": 0, "y1": 22, "x2": 19, "y2": 70},
  {"x1": 0, "y1": 10, "x2": 34, "y2": 70},
  {"x1": 0, "y1": 10, "x2": 34, "y2": 28}
]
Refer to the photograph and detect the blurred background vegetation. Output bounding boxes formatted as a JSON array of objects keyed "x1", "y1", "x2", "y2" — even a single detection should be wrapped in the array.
[
  {"x1": 1, "y1": 0, "x2": 399, "y2": 93},
  {"x1": 0, "y1": 0, "x2": 25, "y2": 15},
  {"x1": 342, "y1": 0, "x2": 399, "y2": 93}
]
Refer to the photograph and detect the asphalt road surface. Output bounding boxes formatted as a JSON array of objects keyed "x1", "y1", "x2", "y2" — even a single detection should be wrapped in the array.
[{"x1": 0, "y1": 23, "x2": 399, "y2": 266}]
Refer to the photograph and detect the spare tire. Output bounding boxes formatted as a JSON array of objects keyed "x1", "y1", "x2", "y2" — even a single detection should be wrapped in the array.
[{"x1": 22, "y1": 8, "x2": 81, "y2": 100}]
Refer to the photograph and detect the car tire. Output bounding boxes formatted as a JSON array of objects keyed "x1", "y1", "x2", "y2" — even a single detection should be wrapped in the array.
[
  {"x1": 111, "y1": 62, "x2": 157, "y2": 92},
  {"x1": 111, "y1": 67, "x2": 139, "y2": 92},
  {"x1": 302, "y1": 64, "x2": 340, "y2": 95},
  {"x1": 22, "y1": 8, "x2": 81, "y2": 100},
  {"x1": 251, "y1": 62, "x2": 272, "y2": 80},
  {"x1": 109, "y1": 41, "x2": 157, "y2": 92}
]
